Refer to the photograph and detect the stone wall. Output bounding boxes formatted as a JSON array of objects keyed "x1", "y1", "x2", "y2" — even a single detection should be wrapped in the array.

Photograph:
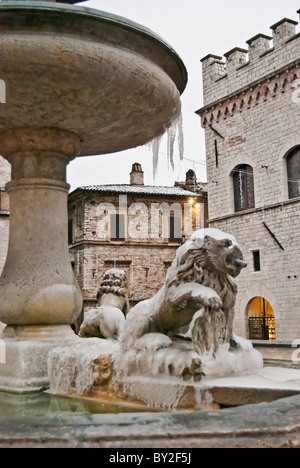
[
  {"x1": 198, "y1": 13, "x2": 300, "y2": 342},
  {"x1": 0, "y1": 218, "x2": 9, "y2": 274},
  {"x1": 0, "y1": 155, "x2": 10, "y2": 187},
  {"x1": 201, "y1": 72, "x2": 300, "y2": 220},
  {"x1": 0, "y1": 155, "x2": 11, "y2": 274},
  {"x1": 71, "y1": 242, "x2": 178, "y2": 313},
  {"x1": 69, "y1": 192, "x2": 206, "y2": 245},
  {"x1": 68, "y1": 189, "x2": 207, "y2": 315},
  {"x1": 212, "y1": 200, "x2": 300, "y2": 341}
]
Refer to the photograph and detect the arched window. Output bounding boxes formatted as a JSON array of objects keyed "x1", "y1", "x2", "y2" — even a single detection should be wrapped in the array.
[
  {"x1": 232, "y1": 164, "x2": 255, "y2": 212},
  {"x1": 287, "y1": 147, "x2": 300, "y2": 199}
]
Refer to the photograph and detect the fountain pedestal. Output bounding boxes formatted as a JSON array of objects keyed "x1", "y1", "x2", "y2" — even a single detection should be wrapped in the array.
[
  {"x1": 0, "y1": 128, "x2": 82, "y2": 392},
  {"x1": 0, "y1": 325, "x2": 79, "y2": 392},
  {"x1": 0, "y1": 0, "x2": 187, "y2": 392}
]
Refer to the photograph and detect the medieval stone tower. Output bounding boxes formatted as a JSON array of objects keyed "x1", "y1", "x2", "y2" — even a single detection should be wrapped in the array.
[
  {"x1": 197, "y1": 13, "x2": 300, "y2": 342},
  {"x1": 0, "y1": 155, "x2": 10, "y2": 274}
]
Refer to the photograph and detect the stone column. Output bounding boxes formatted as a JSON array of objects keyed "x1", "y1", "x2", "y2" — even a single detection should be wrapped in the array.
[{"x1": 0, "y1": 127, "x2": 83, "y2": 392}]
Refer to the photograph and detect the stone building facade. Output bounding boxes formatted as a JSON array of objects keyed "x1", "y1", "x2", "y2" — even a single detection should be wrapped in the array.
[
  {"x1": 197, "y1": 13, "x2": 300, "y2": 342},
  {"x1": 0, "y1": 155, "x2": 10, "y2": 274},
  {"x1": 68, "y1": 164, "x2": 207, "y2": 321}
]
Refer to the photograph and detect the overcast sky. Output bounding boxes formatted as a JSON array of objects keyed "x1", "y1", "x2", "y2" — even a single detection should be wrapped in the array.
[{"x1": 67, "y1": 0, "x2": 300, "y2": 191}]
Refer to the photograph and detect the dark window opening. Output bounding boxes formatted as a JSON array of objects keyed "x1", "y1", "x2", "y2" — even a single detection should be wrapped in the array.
[
  {"x1": 233, "y1": 164, "x2": 255, "y2": 212},
  {"x1": 253, "y1": 250, "x2": 261, "y2": 272},
  {"x1": 68, "y1": 218, "x2": 73, "y2": 245},
  {"x1": 287, "y1": 147, "x2": 300, "y2": 199},
  {"x1": 111, "y1": 214, "x2": 125, "y2": 241},
  {"x1": 169, "y1": 215, "x2": 182, "y2": 243}
]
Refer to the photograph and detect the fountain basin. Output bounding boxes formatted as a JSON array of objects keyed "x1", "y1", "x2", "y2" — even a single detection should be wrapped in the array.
[
  {"x1": 0, "y1": 1, "x2": 187, "y2": 155},
  {"x1": 47, "y1": 338, "x2": 300, "y2": 411}
]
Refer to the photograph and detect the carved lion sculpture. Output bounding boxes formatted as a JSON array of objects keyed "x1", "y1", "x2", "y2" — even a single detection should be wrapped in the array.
[
  {"x1": 80, "y1": 269, "x2": 129, "y2": 340},
  {"x1": 119, "y1": 229, "x2": 247, "y2": 380}
]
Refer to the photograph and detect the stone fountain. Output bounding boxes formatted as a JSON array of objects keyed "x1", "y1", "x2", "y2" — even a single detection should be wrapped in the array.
[
  {"x1": 0, "y1": 0, "x2": 187, "y2": 392},
  {"x1": 48, "y1": 229, "x2": 267, "y2": 410},
  {"x1": 1, "y1": 2, "x2": 300, "y2": 445}
]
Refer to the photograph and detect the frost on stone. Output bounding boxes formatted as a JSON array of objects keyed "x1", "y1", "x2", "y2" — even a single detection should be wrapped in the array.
[{"x1": 48, "y1": 339, "x2": 119, "y2": 395}]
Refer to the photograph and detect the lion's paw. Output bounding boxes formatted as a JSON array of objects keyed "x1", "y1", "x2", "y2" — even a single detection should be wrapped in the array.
[{"x1": 193, "y1": 293, "x2": 222, "y2": 312}]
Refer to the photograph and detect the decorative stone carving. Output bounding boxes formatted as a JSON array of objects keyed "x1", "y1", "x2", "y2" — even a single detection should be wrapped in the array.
[
  {"x1": 121, "y1": 229, "x2": 245, "y2": 348},
  {"x1": 80, "y1": 269, "x2": 129, "y2": 340},
  {"x1": 200, "y1": 66, "x2": 300, "y2": 127},
  {"x1": 48, "y1": 229, "x2": 263, "y2": 408},
  {"x1": 119, "y1": 229, "x2": 261, "y2": 380}
]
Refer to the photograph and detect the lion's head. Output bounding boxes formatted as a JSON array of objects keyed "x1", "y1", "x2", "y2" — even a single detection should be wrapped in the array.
[
  {"x1": 97, "y1": 269, "x2": 128, "y2": 297},
  {"x1": 165, "y1": 229, "x2": 247, "y2": 310},
  {"x1": 194, "y1": 232, "x2": 247, "y2": 279},
  {"x1": 174, "y1": 229, "x2": 246, "y2": 277}
]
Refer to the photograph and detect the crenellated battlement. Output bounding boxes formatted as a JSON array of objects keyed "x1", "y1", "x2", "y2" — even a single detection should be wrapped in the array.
[{"x1": 198, "y1": 12, "x2": 300, "y2": 121}]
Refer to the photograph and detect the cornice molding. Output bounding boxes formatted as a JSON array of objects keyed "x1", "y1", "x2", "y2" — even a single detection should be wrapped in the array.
[{"x1": 197, "y1": 61, "x2": 300, "y2": 127}]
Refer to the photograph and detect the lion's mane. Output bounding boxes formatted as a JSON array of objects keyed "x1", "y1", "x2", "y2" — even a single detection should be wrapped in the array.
[
  {"x1": 165, "y1": 247, "x2": 237, "y2": 313},
  {"x1": 97, "y1": 269, "x2": 129, "y2": 314}
]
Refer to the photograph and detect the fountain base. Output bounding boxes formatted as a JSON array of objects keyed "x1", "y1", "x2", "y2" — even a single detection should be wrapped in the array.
[
  {"x1": 0, "y1": 325, "x2": 79, "y2": 393},
  {"x1": 45, "y1": 337, "x2": 298, "y2": 411}
]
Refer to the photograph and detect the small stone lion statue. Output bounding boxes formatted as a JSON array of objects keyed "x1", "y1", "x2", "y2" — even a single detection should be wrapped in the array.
[
  {"x1": 119, "y1": 229, "x2": 247, "y2": 380},
  {"x1": 80, "y1": 269, "x2": 129, "y2": 340}
]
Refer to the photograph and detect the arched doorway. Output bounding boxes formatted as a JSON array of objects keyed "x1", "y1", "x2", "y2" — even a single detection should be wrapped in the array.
[{"x1": 247, "y1": 297, "x2": 276, "y2": 341}]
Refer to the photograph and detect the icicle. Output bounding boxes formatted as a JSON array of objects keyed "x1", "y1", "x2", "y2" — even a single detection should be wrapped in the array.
[
  {"x1": 150, "y1": 107, "x2": 184, "y2": 182},
  {"x1": 177, "y1": 111, "x2": 184, "y2": 161},
  {"x1": 151, "y1": 135, "x2": 162, "y2": 182},
  {"x1": 167, "y1": 121, "x2": 177, "y2": 171},
  {"x1": 166, "y1": 110, "x2": 184, "y2": 170}
]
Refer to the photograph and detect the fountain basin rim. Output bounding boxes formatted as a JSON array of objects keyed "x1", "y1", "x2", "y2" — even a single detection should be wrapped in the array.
[{"x1": 0, "y1": 0, "x2": 187, "y2": 94}]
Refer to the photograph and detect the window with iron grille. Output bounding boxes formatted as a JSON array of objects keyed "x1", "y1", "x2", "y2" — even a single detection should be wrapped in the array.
[{"x1": 248, "y1": 297, "x2": 276, "y2": 341}]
